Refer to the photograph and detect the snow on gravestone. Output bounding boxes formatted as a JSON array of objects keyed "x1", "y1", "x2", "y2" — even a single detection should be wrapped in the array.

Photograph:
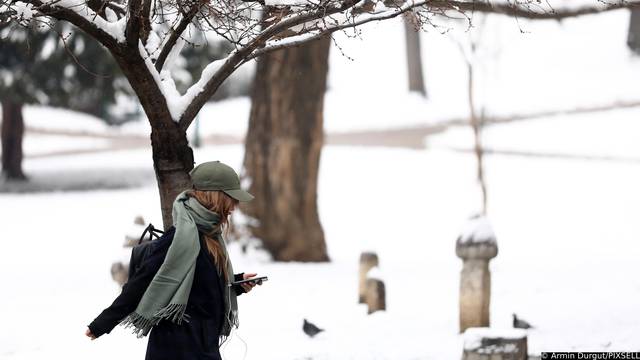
[
  {"x1": 462, "y1": 327, "x2": 528, "y2": 360},
  {"x1": 456, "y1": 215, "x2": 498, "y2": 333}
]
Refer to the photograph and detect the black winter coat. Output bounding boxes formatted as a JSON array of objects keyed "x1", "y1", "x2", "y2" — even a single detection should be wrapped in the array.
[{"x1": 88, "y1": 226, "x2": 246, "y2": 360}]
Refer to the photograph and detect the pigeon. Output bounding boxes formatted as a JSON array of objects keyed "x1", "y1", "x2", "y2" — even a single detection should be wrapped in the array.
[
  {"x1": 303, "y1": 319, "x2": 324, "y2": 338},
  {"x1": 512, "y1": 313, "x2": 534, "y2": 329}
]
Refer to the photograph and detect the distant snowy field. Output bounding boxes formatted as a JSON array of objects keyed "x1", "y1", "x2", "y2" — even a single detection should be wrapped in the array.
[{"x1": 2, "y1": 9, "x2": 640, "y2": 360}]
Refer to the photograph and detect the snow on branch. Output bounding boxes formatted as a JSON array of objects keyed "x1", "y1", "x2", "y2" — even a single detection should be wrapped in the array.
[
  {"x1": 154, "y1": 7, "x2": 200, "y2": 72},
  {"x1": 2, "y1": 0, "x2": 127, "y2": 43},
  {"x1": 139, "y1": 39, "x2": 232, "y2": 121},
  {"x1": 3, "y1": 1, "x2": 34, "y2": 25}
]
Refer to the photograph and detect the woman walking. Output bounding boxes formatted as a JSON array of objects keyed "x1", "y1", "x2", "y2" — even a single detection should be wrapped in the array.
[{"x1": 86, "y1": 160, "x2": 262, "y2": 360}]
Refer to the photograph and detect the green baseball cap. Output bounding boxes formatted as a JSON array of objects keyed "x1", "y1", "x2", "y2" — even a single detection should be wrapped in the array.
[{"x1": 189, "y1": 161, "x2": 254, "y2": 202}]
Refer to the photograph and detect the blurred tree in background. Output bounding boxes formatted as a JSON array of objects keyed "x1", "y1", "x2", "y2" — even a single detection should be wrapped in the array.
[
  {"x1": 0, "y1": 24, "x2": 136, "y2": 123},
  {"x1": 404, "y1": 12, "x2": 427, "y2": 96},
  {"x1": 628, "y1": 9, "x2": 640, "y2": 54},
  {"x1": 0, "y1": 22, "x2": 246, "y2": 181},
  {"x1": 0, "y1": 23, "x2": 136, "y2": 180},
  {"x1": 243, "y1": 36, "x2": 331, "y2": 262}
]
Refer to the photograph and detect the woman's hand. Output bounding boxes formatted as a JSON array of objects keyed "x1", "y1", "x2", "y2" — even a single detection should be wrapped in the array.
[
  {"x1": 240, "y1": 272, "x2": 262, "y2": 293},
  {"x1": 85, "y1": 328, "x2": 96, "y2": 340}
]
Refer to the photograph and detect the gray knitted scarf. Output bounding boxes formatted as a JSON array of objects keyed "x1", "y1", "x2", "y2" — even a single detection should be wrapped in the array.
[{"x1": 119, "y1": 190, "x2": 239, "y2": 338}]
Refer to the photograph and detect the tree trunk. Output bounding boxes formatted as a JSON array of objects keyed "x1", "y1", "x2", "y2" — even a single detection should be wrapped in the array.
[
  {"x1": 1, "y1": 100, "x2": 27, "y2": 180},
  {"x1": 628, "y1": 9, "x2": 640, "y2": 54},
  {"x1": 404, "y1": 14, "x2": 427, "y2": 97},
  {"x1": 242, "y1": 37, "x2": 331, "y2": 262},
  {"x1": 151, "y1": 124, "x2": 194, "y2": 229},
  {"x1": 112, "y1": 50, "x2": 194, "y2": 229}
]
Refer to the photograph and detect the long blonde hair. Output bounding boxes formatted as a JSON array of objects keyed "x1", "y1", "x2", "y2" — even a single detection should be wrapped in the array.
[{"x1": 186, "y1": 189, "x2": 238, "y2": 280}]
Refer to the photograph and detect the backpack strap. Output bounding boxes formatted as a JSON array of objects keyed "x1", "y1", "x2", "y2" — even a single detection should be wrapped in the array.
[{"x1": 137, "y1": 223, "x2": 165, "y2": 245}]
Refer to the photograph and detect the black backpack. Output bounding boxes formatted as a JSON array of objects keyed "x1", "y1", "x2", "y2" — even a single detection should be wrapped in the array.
[{"x1": 128, "y1": 224, "x2": 165, "y2": 281}]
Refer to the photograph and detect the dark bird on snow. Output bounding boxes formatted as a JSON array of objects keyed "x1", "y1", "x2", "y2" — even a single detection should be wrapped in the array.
[
  {"x1": 512, "y1": 313, "x2": 534, "y2": 329},
  {"x1": 303, "y1": 319, "x2": 324, "y2": 337}
]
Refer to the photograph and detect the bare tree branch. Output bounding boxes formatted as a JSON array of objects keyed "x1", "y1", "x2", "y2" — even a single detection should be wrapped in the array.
[
  {"x1": 26, "y1": 0, "x2": 124, "y2": 52},
  {"x1": 155, "y1": 5, "x2": 199, "y2": 71},
  {"x1": 105, "y1": 1, "x2": 126, "y2": 18},
  {"x1": 177, "y1": 0, "x2": 361, "y2": 129},
  {"x1": 175, "y1": 0, "x2": 640, "y2": 130},
  {"x1": 7, "y1": 0, "x2": 640, "y2": 133},
  {"x1": 125, "y1": 0, "x2": 144, "y2": 46}
]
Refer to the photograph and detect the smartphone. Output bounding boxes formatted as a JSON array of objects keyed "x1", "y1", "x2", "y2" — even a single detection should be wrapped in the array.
[{"x1": 230, "y1": 276, "x2": 268, "y2": 286}]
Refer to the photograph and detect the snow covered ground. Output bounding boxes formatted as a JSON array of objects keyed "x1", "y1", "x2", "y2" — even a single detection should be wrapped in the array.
[
  {"x1": 2, "y1": 8, "x2": 640, "y2": 360},
  {"x1": 2, "y1": 119, "x2": 640, "y2": 359}
]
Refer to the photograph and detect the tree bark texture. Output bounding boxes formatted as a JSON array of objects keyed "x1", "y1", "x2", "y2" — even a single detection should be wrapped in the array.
[
  {"x1": 1, "y1": 100, "x2": 27, "y2": 180},
  {"x1": 150, "y1": 125, "x2": 194, "y2": 229},
  {"x1": 112, "y1": 50, "x2": 194, "y2": 229},
  {"x1": 404, "y1": 14, "x2": 427, "y2": 96},
  {"x1": 242, "y1": 37, "x2": 331, "y2": 262}
]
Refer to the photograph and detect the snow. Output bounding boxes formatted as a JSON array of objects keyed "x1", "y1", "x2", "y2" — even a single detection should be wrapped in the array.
[
  {"x1": 161, "y1": 36, "x2": 186, "y2": 72},
  {"x1": 104, "y1": 8, "x2": 117, "y2": 23},
  {"x1": 177, "y1": 57, "x2": 229, "y2": 117},
  {"x1": 44, "y1": 0, "x2": 127, "y2": 43},
  {"x1": 3, "y1": 125, "x2": 640, "y2": 358},
  {"x1": 457, "y1": 215, "x2": 497, "y2": 245},
  {"x1": 39, "y1": 38, "x2": 56, "y2": 61},
  {"x1": 264, "y1": 31, "x2": 323, "y2": 49},
  {"x1": 22, "y1": 134, "x2": 111, "y2": 157},
  {"x1": 140, "y1": 39, "x2": 232, "y2": 122},
  {"x1": 144, "y1": 31, "x2": 163, "y2": 61},
  {"x1": 22, "y1": 107, "x2": 109, "y2": 133},
  {"x1": 12, "y1": 2, "x2": 33, "y2": 24},
  {"x1": 430, "y1": 108, "x2": 640, "y2": 161},
  {"x1": 366, "y1": 266, "x2": 384, "y2": 282},
  {"x1": 74, "y1": 36, "x2": 85, "y2": 54},
  {"x1": 3, "y1": 7, "x2": 640, "y2": 360}
]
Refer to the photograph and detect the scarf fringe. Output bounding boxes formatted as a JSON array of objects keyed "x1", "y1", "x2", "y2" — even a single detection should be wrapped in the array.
[
  {"x1": 118, "y1": 303, "x2": 190, "y2": 338},
  {"x1": 218, "y1": 310, "x2": 240, "y2": 347},
  {"x1": 220, "y1": 309, "x2": 239, "y2": 337},
  {"x1": 155, "y1": 303, "x2": 189, "y2": 324}
]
